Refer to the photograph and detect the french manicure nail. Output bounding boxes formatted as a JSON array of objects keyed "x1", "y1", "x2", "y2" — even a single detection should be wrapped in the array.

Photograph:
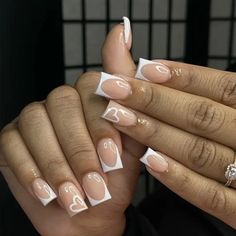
[
  {"x1": 122, "y1": 16, "x2": 131, "y2": 45},
  {"x1": 101, "y1": 100, "x2": 137, "y2": 126},
  {"x1": 95, "y1": 72, "x2": 132, "y2": 99},
  {"x1": 82, "y1": 172, "x2": 111, "y2": 206},
  {"x1": 59, "y1": 182, "x2": 88, "y2": 217},
  {"x1": 97, "y1": 138, "x2": 123, "y2": 173},
  {"x1": 32, "y1": 178, "x2": 57, "y2": 206},
  {"x1": 135, "y1": 58, "x2": 171, "y2": 83},
  {"x1": 140, "y1": 148, "x2": 168, "y2": 173}
]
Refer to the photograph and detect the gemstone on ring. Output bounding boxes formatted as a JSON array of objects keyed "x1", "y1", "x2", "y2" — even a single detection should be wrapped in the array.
[{"x1": 225, "y1": 164, "x2": 236, "y2": 181}]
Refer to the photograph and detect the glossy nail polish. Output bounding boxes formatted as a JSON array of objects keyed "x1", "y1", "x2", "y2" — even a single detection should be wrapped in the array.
[
  {"x1": 140, "y1": 147, "x2": 168, "y2": 173},
  {"x1": 59, "y1": 182, "x2": 88, "y2": 217},
  {"x1": 95, "y1": 72, "x2": 132, "y2": 99},
  {"x1": 135, "y1": 58, "x2": 171, "y2": 83},
  {"x1": 32, "y1": 178, "x2": 57, "y2": 206},
  {"x1": 101, "y1": 100, "x2": 137, "y2": 126},
  {"x1": 122, "y1": 16, "x2": 131, "y2": 45},
  {"x1": 97, "y1": 138, "x2": 123, "y2": 172},
  {"x1": 82, "y1": 172, "x2": 111, "y2": 206}
]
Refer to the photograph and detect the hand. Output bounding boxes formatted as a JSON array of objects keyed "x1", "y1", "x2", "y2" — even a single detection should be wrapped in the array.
[
  {"x1": 0, "y1": 20, "x2": 142, "y2": 236},
  {"x1": 94, "y1": 60, "x2": 236, "y2": 229}
]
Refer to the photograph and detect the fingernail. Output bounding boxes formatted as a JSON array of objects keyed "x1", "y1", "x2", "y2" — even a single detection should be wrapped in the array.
[
  {"x1": 101, "y1": 101, "x2": 137, "y2": 126},
  {"x1": 32, "y1": 178, "x2": 57, "y2": 206},
  {"x1": 140, "y1": 148, "x2": 168, "y2": 173},
  {"x1": 82, "y1": 172, "x2": 111, "y2": 206},
  {"x1": 95, "y1": 72, "x2": 132, "y2": 99},
  {"x1": 122, "y1": 16, "x2": 131, "y2": 45},
  {"x1": 59, "y1": 182, "x2": 88, "y2": 217},
  {"x1": 97, "y1": 138, "x2": 123, "y2": 173},
  {"x1": 135, "y1": 58, "x2": 171, "y2": 83}
]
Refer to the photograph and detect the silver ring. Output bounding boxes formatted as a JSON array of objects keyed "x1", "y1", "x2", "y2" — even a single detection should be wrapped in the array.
[{"x1": 225, "y1": 159, "x2": 236, "y2": 187}]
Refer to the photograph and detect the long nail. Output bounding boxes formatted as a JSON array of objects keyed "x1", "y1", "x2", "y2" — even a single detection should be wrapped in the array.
[
  {"x1": 135, "y1": 58, "x2": 171, "y2": 83},
  {"x1": 59, "y1": 182, "x2": 88, "y2": 217},
  {"x1": 122, "y1": 16, "x2": 131, "y2": 46},
  {"x1": 97, "y1": 138, "x2": 123, "y2": 173},
  {"x1": 32, "y1": 178, "x2": 57, "y2": 206},
  {"x1": 95, "y1": 72, "x2": 132, "y2": 99},
  {"x1": 101, "y1": 101, "x2": 137, "y2": 126},
  {"x1": 140, "y1": 148, "x2": 168, "y2": 173},
  {"x1": 82, "y1": 172, "x2": 111, "y2": 206}
]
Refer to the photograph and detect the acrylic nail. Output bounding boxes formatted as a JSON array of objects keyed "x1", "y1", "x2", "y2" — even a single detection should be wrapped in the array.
[
  {"x1": 82, "y1": 172, "x2": 111, "y2": 206},
  {"x1": 32, "y1": 178, "x2": 57, "y2": 206},
  {"x1": 135, "y1": 58, "x2": 171, "y2": 83},
  {"x1": 101, "y1": 100, "x2": 137, "y2": 126},
  {"x1": 95, "y1": 72, "x2": 132, "y2": 99},
  {"x1": 59, "y1": 182, "x2": 88, "y2": 217},
  {"x1": 122, "y1": 16, "x2": 131, "y2": 45},
  {"x1": 97, "y1": 138, "x2": 123, "y2": 173},
  {"x1": 140, "y1": 147, "x2": 168, "y2": 173}
]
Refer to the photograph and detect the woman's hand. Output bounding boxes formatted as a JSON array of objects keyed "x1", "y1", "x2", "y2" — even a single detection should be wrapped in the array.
[
  {"x1": 94, "y1": 61, "x2": 236, "y2": 229},
  {"x1": 0, "y1": 20, "x2": 142, "y2": 236}
]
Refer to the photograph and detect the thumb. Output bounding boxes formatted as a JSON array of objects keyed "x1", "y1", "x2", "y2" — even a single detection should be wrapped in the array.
[{"x1": 102, "y1": 17, "x2": 136, "y2": 77}]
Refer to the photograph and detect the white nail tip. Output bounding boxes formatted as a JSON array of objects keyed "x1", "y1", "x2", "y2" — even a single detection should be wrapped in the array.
[
  {"x1": 123, "y1": 16, "x2": 131, "y2": 44},
  {"x1": 95, "y1": 72, "x2": 125, "y2": 99},
  {"x1": 99, "y1": 141, "x2": 123, "y2": 173},
  {"x1": 139, "y1": 147, "x2": 162, "y2": 168}
]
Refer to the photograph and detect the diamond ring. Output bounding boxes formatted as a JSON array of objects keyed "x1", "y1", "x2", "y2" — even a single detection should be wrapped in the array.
[{"x1": 225, "y1": 159, "x2": 236, "y2": 187}]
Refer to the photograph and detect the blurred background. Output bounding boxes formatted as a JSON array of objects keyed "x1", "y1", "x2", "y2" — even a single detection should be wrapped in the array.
[{"x1": 1, "y1": 0, "x2": 236, "y2": 206}]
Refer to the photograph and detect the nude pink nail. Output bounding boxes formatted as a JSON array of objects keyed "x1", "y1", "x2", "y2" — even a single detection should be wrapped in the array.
[
  {"x1": 135, "y1": 58, "x2": 171, "y2": 83},
  {"x1": 140, "y1": 148, "x2": 168, "y2": 173},
  {"x1": 95, "y1": 72, "x2": 132, "y2": 99},
  {"x1": 82, "y1": 172, "x2": 111, "y2": 206},
  {"x1": 32, "y1": 178, "x2": 57, "y2": 206},
  {"x1": 59, "y1": 182, "x2": 88, "y2": 217},
  {"x1": 101, "y1": 101, "x2": 137, "y2": 126},
  {"x1": 97, "y1": 138, "x2": 123, "y2": 172}
]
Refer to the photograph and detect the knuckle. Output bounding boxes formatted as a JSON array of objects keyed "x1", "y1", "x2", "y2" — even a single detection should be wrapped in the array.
[
  {"x1": 187, "y1": 100, "x2": 225, "y2": 133},
  {"x1": 43, "y1": 157, "x2": 66, "y2": 174},
  {"x1": 204, "y1": 184, "x2": 229, "y2": 214},
  {"x1": 0, "y1": 124, "x2": 15, "y2": 149},
  {"x1": 19, "y1": 102, "x2": 46, "y2": 126},
  {"x1": 187, "y1": 138, "x2": 216, "y2": 170},
  {"x1": 144, "y1": 122, "x2": 160, "y2": 144},
  {"x1": 68, "y1": 146, "x2": 95, "y2": 163},
  {"x1": 142, "y1": 85, "x2": 158, "y2": 111},
  {"x1": 47, "y1": 85, "x2": 79, "y2": 107},
  {"x1": 220, "y1": 74, "x2": 236, "y2": 108},
  {"x1": 75, "y1": 71, "x2": 100, "y2": 92},
  {"x1": 174, "y1": 172, "x2": 191, "y2": 195}
]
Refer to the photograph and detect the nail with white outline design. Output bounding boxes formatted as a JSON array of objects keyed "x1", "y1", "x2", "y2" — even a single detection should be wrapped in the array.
[
  {"x1": 140, "y1": 148, "x2": 168, "y2": 173},
  {"x1": 59, "y1": 182, "x2": 88, "y2": 217},
  {"x1": 101, "y1": 100, "x2": 137, "y2": 126},
  {"x1": 82, "y1": 172, "x2": 111, "y2": 206},
  {"x1": 95, "y1": 72, "x2": 132, "y2": 100},
  {"x1": 32, "y1": 178, "x2": 57, "y2": 206},
  {"x1": 97, "y1": 138, "x2": 123, "y2": 173},
  {"x1": 135, "y1": 58, "x2": 171, "y2": 83}
]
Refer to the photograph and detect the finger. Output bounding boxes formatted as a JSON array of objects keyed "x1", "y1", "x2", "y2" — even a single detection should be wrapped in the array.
[
  {"x1": 96, "y1": 74, "x2": 236, "y2": 149},
  {"x1": 18, "y1": 102, "x2": 88, "y2": 216},
  {"x1": 135, "y1": 58, "x2": 236, "y2": 109},
  {"x1": 101, "y1": 101, "x2": 236, "y2": 188},
  {"x1": 0, "y1": 122, "x2": 57, "y2": 207},
  {"x1": 102, "y1": 17, "x2": 136, "y2": 78},
  {"x1": 45, "y1": 86, "x2": 112, "y2": 206},
  {"x1": 143, "y1": 150, "x2": 236, "y2": 229}
]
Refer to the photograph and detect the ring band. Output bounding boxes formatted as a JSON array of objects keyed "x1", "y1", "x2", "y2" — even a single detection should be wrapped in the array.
[{"x1": 225, "y1": 159, "x2": 236, "y2": 187}]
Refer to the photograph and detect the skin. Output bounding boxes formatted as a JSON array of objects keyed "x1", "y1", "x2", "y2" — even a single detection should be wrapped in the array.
[
  {"x1": 1, "y1": 21, "x2": 236, "y2": 235},
  {"x1": 0, "y1": 24, "x2": 143, "y2": 236}
]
